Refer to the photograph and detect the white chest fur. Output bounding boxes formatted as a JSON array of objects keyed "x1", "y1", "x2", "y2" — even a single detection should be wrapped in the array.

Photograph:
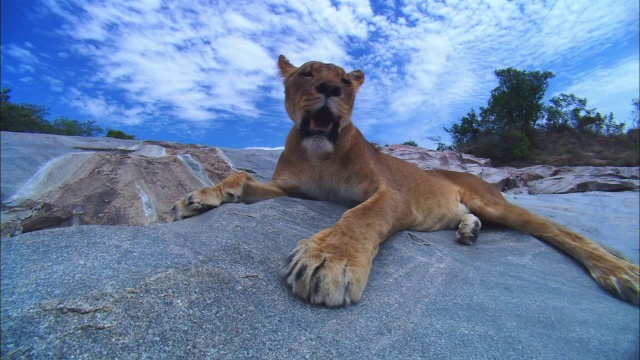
[{"x1": 301, "y1": 136, "x2": 334, "y2": 160}]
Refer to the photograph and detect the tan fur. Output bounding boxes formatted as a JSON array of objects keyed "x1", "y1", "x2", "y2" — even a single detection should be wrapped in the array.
[{"x1": 172, "y1": 55, "x2": 639, "y2": 307}]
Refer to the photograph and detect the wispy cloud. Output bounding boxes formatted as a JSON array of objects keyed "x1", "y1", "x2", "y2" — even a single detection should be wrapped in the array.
[
  {"x1": 358, "y1": 0, "x2": 639, "y2": 125},
  {"x1": 559, "y1": 55, "x2": 640, "y2": 122},
  {"x1": 2, "y1": 43, "x2": 41, "y2": 76},
  {"x1": 39, "y1": 0, "x2": 371, "y2": 127},
  {"x1": 3, "y1": 43, "x2": 40, "y2": 65},
  {"x1": 42, "y1": 75, "x2": 64, "y2": 92},
  {"x1": 64, "y1": 87, "x2": 151, "y2": 125},
  {"x1": 8, "y1": 0, "x2": 638, "y2": 146}
]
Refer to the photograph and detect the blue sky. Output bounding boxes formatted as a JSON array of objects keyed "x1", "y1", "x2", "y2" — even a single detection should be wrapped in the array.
[{"x1": 1, "y1": 0, "x2": 639, "y2": 149}]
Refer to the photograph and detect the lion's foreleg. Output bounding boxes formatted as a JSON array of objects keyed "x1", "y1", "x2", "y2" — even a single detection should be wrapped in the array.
[
  {"x1": 171, "y1": 171, "x2": 286, "y2": 220},
  {"x1": 284, "y1": 188, "x2": 415, "y2": 307}
]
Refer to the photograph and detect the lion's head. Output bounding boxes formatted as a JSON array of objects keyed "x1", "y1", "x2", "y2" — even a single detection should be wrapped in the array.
[{"x1": 277, "y1": 55, "x2": 364, "y2": 156}]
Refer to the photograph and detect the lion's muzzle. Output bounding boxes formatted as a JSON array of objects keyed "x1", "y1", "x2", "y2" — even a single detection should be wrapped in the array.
[{"x1": 300, "y1": 106, "x2": 340, "y2": 144}]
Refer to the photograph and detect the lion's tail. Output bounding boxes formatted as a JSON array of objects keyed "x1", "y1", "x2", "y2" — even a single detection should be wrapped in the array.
[{"x1": 460, "y1": 187, "x2": 639, "y2": 305}]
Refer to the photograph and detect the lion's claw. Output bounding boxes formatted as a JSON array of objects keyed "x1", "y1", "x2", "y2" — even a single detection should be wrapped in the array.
[
  {"x1": 284, "y1": 237, "x2": 370, "y2": 307},
  {"x1": 590, "y1": 261, "x2": 640, "y2": 305}
]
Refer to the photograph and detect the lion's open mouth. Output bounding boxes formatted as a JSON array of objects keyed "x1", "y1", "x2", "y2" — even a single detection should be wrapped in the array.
[
  {"x1": 300, "y1": 106, "x2": 341, "y2": 143},
  {"x1": 310, "y1": 106, "x2": 337, "y2": 131}
]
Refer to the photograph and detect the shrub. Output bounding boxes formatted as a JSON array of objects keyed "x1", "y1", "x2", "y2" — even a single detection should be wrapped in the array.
[{"x1": 106, "y1": 129, "x2": 135, "y2": 140}]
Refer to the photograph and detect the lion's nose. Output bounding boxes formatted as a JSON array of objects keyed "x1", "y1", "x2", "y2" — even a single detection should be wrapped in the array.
[{"x1": 315, "y1": 82, "x2": 341, "y2": 98}]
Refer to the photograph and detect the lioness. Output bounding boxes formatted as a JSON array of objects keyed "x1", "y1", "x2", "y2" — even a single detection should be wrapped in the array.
[{"x1": 172, "y1": 55, "x2": 639, "y2": 307}]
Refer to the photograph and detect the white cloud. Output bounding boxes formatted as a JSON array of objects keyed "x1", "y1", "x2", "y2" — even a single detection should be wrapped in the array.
[
  {"x1": 558, "y1": 55, "x2": 640, "y2": 125},
  {"x1": 3, "y1": 43, "x2": 40, "y2": 65},
  {"x1": 34, "y1": 0, "x2": 639, "y2": 146},
  {"x1": 19, "y1": 64, "x2": 35, "y2": 73},
  {"x1": 42, "y1": 75, "x2": 64, "y2": 92},
  {"x1": 351, "y1": 0, "x2": 639, "y2": 146},
  {"x1": 64, "y1": 87, "x2": 146, "y2": 125},
  {"x1": 2, "y1": 42, "x2": 40, "y2": 73},
  {"x1": 40, "y1": 0, "x2": 372, "y2": 126}
]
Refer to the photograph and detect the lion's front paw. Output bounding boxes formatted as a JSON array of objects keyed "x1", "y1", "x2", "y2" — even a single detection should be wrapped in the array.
[
  {"x1": 171, "y1": 188, "x2": 224, "y2": 221},
  {"x1": 284, "y1": 235, "x2": 372, "y2": 307},
  {"x1": 589, "y1": 257, "x2": 639, "y2": 305}
]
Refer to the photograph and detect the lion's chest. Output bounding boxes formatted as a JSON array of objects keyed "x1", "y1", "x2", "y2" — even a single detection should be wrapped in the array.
[
  {"x1": 274, "y1": 146, "x2": 373, "y2": 207},
  {"x1": 280, "y1": 163, "x2": 366, "y2": 207},
  {"x1": 299, "y1": 180, "x2": 362, "y2": 207}
]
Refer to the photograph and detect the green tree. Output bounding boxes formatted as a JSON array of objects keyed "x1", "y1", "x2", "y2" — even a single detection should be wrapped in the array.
[
  {"x1": 444, "y1": 109, "x2": 480, "y2": 152},
  {"x1": 603, "y1": 113, "x2": 624, "y2": 136},
  {"x1": 425, "y1": 135, "x2": 452, "y2": 151},
  {"x1": 403, "y1": 140, "x2": 418, "y2": 147},
  {"x1": 630, "y1": 98, "x2": 639, "y2": 130},
  {"x1": 577, "y1": 111, "x2": 604, "y2": 135},
  {"x1": 542, "y1": 94, "x2": 624, "y2": 136},
  {"x1": 1, "y1": 88, "x2": 104, "y2": 137},
  {"x1": 0, "y1": 88, "x2": 52, "y2": 133},
  {"x1": 543, "y1": 93, "x2": 586, "y2": 132},
  {"x1": 445, "y1": 68, "x2": 554, "y2": 164},
  {"x1": 483, "y1": 68, "x2": 554, "y2": 137},
  {"x1": 445, "y1": 72, "x2": 636, "y2": 166}
]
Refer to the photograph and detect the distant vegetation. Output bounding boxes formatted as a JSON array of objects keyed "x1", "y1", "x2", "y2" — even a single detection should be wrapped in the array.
[
  {"x1": 402, "y1": 140, "x2": 418, "y2": 147},
  {"x1": 106, "y1": 129, "x2": 135, "y2": 140},
  {"x1": 444, "y1": 69, "x2": 639, "y2": 167},
  {"x1": 0, "y1": 88, "x2": 135, "y2": 140}
]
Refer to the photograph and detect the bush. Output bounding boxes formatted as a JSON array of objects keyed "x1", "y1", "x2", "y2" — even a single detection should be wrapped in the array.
[
  {"x1": 50, "y1": 117, "x2": 103, "y2": 137},
  {"x1": 106, "y1": 129, "x2": 135, "y2": 140},
  {"x1": 403, "y1": 140, "x2": 418, "y2": 147}
]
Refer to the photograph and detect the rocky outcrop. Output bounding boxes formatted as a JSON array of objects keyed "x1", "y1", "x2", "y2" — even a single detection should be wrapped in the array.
[
  {"x1": 381, "y1": 145, "x2": 639, "y2": 194},
  {"x1": 523, "y1": 166, "x2": 640, "y2": 194},
  {"x1": 1, "y1": 132, "x2": 235, "y2": 236},
  {"x1": 1, "y1": 133, "x2": 637, "y2": 237}
]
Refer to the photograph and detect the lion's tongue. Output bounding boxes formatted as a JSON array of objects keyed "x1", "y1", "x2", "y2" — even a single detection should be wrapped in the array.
[
  {"x1": 311, "y1": 107, "x2": 335, "y2": 132},
  {"x1": 310, "y1": 120, "x2": 333, "y2": 133}
]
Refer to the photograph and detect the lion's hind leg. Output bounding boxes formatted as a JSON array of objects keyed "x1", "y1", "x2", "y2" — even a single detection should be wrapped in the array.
[{"x1": 456, "y1": 214, "x2": 482, "y2": 245}]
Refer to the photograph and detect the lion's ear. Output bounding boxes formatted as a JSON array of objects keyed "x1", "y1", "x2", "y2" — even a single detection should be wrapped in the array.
[
  {"x1": 278, "y1": 55, "x2": 297, "y2": 78},
  {"x1": 348, "y1": 70, "x2": 365, "y2": 86}
]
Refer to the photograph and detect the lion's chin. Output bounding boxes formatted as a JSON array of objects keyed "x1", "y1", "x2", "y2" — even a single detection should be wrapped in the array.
[{"x1": 302, "y1": 135, "x2": 334, "y2": 160}]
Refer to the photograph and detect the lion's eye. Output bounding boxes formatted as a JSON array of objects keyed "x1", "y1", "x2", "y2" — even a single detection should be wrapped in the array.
[
  {"x1": 299, "y1": 71, "x2": 313, "y2": 78},
  {"x1": 342, "y1": 78, "x2": 352, "y2": 86}
]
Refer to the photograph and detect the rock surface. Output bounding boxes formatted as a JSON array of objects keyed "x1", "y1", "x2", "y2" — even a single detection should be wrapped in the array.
[
  {"x1": 1, "y1": 132, "x2": 639, "y2": 358},
  {"x1": 2, "y1": 133, "x2": 638, "y2": 237},
  {"x1": 2, "y1": 193, "x2": 638, "y2": 359}
]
